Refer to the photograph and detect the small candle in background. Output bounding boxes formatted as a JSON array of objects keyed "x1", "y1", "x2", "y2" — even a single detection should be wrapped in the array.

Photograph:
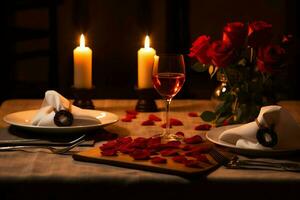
[
  {"x1": 138, "y1": 35, "x2": 156, "y2": 89},
  {"x1": 73, "y1": 34, "x2": 92, "y2": 89}
]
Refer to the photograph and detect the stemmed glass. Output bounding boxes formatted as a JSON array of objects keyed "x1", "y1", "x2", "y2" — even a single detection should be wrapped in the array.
[{"x1": 152, "y1": 54, "x2": 186, "y2": 141}]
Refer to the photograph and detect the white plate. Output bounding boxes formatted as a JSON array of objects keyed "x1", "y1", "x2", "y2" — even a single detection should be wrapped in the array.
[
  {"x1": 206, "y1": 125, "x2": 300, "y2": 156},
  {"x1": 3, "y1": 109, "x2": 119, "y2": 134}
]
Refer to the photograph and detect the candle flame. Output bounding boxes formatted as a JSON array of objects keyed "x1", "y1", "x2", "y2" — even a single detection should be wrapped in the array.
[
  {"x1": 144, "y1": 35, "x2": 150, "y2": 49},
  {"x1": 80, "y1": 34, "x2": 85, "y2": 48}
]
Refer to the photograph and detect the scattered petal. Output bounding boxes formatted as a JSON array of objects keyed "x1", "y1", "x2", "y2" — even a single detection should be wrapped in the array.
[
  {"x1": 162, "y1": 141, "x2": 181, "y2": 149},
  {"x1": 195, "y1": 124, "x2": 212, "y2": 131},
  {"x1": 184, "y1": 145, "x2": 212, "y2": 156},
  {"x1": 117, "y1": 137, "x2": 133, "y2": 145},
  {"x1": 188, "y1": 112, "x2": 199, "y2": 117},
  {"x1": 141, "y1": 120, "x2": 155, "y2": 126},
  {"x1": 182, "y1": 145, "x2": 194, "y2": 151},
  {"x1": 121, "y1": 117, "x2": 132, "y2": 122},
  {"x1": 160, "y1": 149, "x2": 179, "y2": 156},
  {"x1": 131, "y1": 137, "x2": 148, "y2": 149},
  {"x1": 100, "y1": 140, "x2": 119, "y2": 151},
  {"x1": 170, "y1": 118, "x2": 183, "y2": 126},
  {"x1": 151, "y1": 156, "x2": 167, "y2": 164},
  {"x1": 185, "y1": 160, "x2": 203, "y2": 168},
  {"x1": 126, "y1": 110, "x2": 138, "y2": 115},
  {"x1": 172, "y1": 155, "x2": 188, "y2": 164},
  {"x1": 126, "y1": 114, "x2": 137, "y2": 119},
  {"x1": 175, "y1": 131, "x2": 185, "y2": 137},
  {"x1": 149, "y1": 114, "x2": 162, "y2": 121},
  {"x1": 118, "y1": 143, "x2": 135, "y2": 154},
  {"x1": 184, "y1": 135, "x2": 203, "y2": 144},
  {"x1": 101, "y1": 149, "x2": 118, "y2": 156},
  {"x1": 191, "y1": 154, "x2": 210, "y2": 163},
  {"x1": 130, "y1": 149, "x2": 150, "y2": 160},
  {"x1": 161, "y1": 123, "x2": 172, "y2": 128}
]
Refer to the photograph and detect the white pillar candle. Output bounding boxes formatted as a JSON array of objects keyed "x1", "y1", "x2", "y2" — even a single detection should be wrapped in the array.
[
  {"x1": 73, "y1": 34, "x2": 92, "y2": 89},
  {"x1": 138, "y1": 35, "x2": 156, "y2": 89}
]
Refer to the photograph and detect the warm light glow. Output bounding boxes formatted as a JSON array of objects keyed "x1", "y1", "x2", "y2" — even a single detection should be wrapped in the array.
[
  {"x1": 144, "y1": 35, "x2": 150, "y2": 49},
  {"x1": 80, "y1": 34, "x2": 85, "y2": 48}
]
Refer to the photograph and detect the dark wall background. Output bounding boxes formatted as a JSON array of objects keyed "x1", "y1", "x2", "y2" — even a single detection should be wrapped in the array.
[{"x1": 1, "y1": 0, "x2": 299, "y2": 103}]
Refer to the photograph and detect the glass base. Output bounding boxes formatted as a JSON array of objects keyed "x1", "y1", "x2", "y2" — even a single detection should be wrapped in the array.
[{"x1": 152, "y1": 132, "x2": 184, "y2": 142}]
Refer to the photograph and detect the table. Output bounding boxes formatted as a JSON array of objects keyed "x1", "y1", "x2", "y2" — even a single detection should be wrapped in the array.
[{"x1": 1, "y1": 99, "x2": 300, "y2": 199}]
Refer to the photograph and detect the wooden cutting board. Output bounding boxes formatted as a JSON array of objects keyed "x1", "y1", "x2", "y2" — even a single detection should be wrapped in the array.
[{"x1": 73, "y1": 142, "x2": 219, "y2": 177}]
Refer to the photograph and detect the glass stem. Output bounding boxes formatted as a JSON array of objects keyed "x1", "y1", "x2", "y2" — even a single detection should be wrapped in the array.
[{"x1": 165, "y1": 98, "x2": 172, "y2": 136}]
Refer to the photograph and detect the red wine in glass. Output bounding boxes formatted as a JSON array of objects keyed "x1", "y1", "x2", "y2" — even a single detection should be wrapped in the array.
[
  {"x1": 152, "y1": 54, "x2": 186, "y2": 141},
  {"x1": 152, "y1": 73, "x2": 185, "y2": 100}
]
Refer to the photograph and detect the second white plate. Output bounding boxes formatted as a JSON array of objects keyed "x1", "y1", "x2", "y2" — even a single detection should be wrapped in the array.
[{"x1": 206, "y1": 125, "x2": 300, "y2": 156}]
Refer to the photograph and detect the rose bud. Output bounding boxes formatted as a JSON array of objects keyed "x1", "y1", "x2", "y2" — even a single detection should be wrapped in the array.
[
  {"x1": 207, "y1": 40, "x2": 237, "y2": 68},
  {"x1": 223, "y1": 22, "x2": 247, "y2": 48},
  {"x1": 248, "y1": 21, "x2": 272, "y2": 48},
  {"x1": 257, "y1": 44, "x2": 286, "y2": 74},
  {"x1": 189, "y1": 35, "x2": 211, "y2": 64}
]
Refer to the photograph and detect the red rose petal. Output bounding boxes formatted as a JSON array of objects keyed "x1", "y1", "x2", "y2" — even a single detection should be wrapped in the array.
[
  {"x1": 194, "y1": 124, "x2": 212, "y2": 131},
  {"x1": 147, "y1": 137, "x2": 162, "y2": 150},
  {"x1": 170, "y1": 118, "x2": 183, "y2": 126},
  {"x1": 101, "y1": 149, "x2": 118, "y2": 156},
  {"x1": 172, "y1": 155, "x2": 188, "y2": 164},
  {"x1": 149, "y1": 114, "x2": 162, "y2": 122},
  {"x1": 117, "y1": 137, "x2": 133, "y2": 145},
  {"x1": 191, "y1": 154, "x2": 210, "y2": 163},
  {"x1": 118, "y1": 143, "x2": 135, "y2": 154},
  {"x1": 126, "y1": 114, "x2": 137, "y2": 119},
  {"x1": 185, "y1": 160, "x2": 203, "y2": 168},
  {"x1": 121, "y1": 117, "x2": 132, "y2": 122},
  {"x1": 151, "y1": 156, "x2": 167, "y2": 164},
  {"x1": 188, "y1": 112, "x2": 199, "y2": 117},
  {"x1": 141, "y1": 120, "x2": 155, "y2": 126},
  {"x1": 100, "y1": 140, "x2": 119, "y2": 151},
  {"x1": 130, "y1": 149, "x2": 150, "y2": 160},
  {"x1": 131, "y1": 137, "x2": 148, "y2": 149},
  {"x1": 182, "y1": 145, "x2": 194, "y2": 151},
  {"x1": 160, "y1": 149, "x2": 179, "y2": 156},
  {"x1": 163, "y1": 141, "x2": 181, "y2": 149},
  {"x1": 161, "y1": 123, "x2": 172, "y2": 128},
  {"x1": 184, "y1": 145, "x2": 212, "y2": 156},
  {"x1": 175, "y1": 131, "x2": 185, "y2": 137},
  {"x1": 184, "y1": 135, "x2": 203, "y2": 144},
  {"x1": 126, "y1": 110, "x2": 138, "y2": 115}
]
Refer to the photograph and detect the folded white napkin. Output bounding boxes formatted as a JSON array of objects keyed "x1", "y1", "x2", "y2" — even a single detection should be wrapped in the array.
[
  {"x1": 218, "y1": 105, "x2": 300, "y2": 150},
  {"x1": 31, "y1": 90, "x2": 99, "y2": 126}
]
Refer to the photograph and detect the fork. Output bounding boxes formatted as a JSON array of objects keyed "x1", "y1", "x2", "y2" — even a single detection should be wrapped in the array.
[
  {"x1": 209, "y1": 148, "x2": 231, "y2": 165},
  {"x1": 0, "y1": 134, "x2": 86, "y2": 154},
  {"x1": 209, "y1": 148, "x2": 300, "y2": 172}
]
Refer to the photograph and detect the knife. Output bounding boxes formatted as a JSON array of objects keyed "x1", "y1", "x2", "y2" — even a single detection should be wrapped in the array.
[
  {"x1": 227, "y1": 157, "x2": 300, "y2": 172},
  {"x1": 0, "y1": 134, "x2": 88, "y2": 146}
]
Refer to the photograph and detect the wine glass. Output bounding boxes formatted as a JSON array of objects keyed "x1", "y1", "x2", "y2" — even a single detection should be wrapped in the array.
[{"x1": 152, "y1": 54, "x2": 186, "y2": 141}]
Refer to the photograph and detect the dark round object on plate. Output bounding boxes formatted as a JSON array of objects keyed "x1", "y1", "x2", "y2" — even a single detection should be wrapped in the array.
[
  {"x1": 54, "y1": 110, "x2": 74, "y2": 126},
  {"x1": 256, "y1": 126, "x2": 278, "y2": 147}
]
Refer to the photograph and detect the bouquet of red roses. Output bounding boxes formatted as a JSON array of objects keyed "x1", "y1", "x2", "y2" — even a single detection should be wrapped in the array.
[{"x1": 189, "y1": 21, "x2": 293, "y2": 126}]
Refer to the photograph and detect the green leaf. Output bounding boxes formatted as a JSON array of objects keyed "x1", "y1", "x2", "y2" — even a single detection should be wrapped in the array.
[
  {"x1": 191, "y1": 62, "x2": 208, "y2": 72},
  {"x1": 200, "y1": 111, "x2": 216, "y2": 122}
]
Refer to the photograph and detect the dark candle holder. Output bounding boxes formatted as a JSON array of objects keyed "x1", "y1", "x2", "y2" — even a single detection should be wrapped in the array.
[
  {"x1": 72, "y1": 86, "x2": 95, "y2": 109},
  {"x1": 135, "y1": 87, "x2": 158, "y2": 112}
]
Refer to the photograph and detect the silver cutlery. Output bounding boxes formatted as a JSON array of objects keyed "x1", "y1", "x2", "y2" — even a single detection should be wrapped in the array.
[
  {"x1": 209, "y1": 148, "x2": 300, "y2": 172},
  {"x1": 0, "y1": 134, "x2": 87, "y2": 154},
  {"x1": 0, "y1": 134, "x2": 86, "y2": 146}
]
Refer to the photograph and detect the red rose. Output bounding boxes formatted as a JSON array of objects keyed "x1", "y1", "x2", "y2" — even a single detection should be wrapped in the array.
[
  {"x1": 257, "y1": 44, "x2": 286, "y2": 73},
  {"x1": 207, "y1": 40, "x2": 236, "y2": 68},
  {"x1": 248, "y1": 21, "x2": 272, "y2": 48},
  {"x1": 223, "y1": 22, "x2": 247, "y2": 48},
  {"x1": 189, "y1": 35, "x2": 211, "y2": 64}
]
